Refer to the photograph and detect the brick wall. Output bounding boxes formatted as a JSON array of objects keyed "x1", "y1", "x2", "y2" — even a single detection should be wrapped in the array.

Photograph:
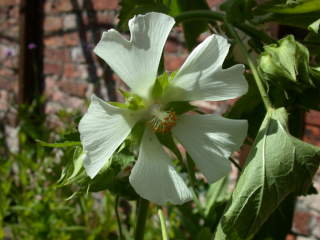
[{"x1": 0, "y1": 0, "x2": 319, "y2": 239}]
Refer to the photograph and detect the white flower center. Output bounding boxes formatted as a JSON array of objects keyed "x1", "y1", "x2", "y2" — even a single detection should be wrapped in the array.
[{"x1": 148, "y1": 104, "x2": 177, "y2": 133}]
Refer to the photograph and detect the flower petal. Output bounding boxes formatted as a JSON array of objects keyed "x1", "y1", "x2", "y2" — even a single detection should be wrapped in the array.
[
  {"x1": 94, "y1": 12, "x2": 175, "y2": 99},
  {"x1": 164, "y1": 34, "x2": 248, "y2": 102},
  {"x1": 79, "y1": 95, "x2": 139, "y2": 178},
  {"x1": 129, "y1": 128, "x2": 192, "y2": 205},
  {"x1": 172, "y1": 114, "x2": 248, "y2": 183}
]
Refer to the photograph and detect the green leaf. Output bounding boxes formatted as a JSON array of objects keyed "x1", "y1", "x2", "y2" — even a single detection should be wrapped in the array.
[
  {"x1": 152, "y1": 72, "x2": 170, "y2": 99},
  {"x1": 119, "y1": 89, "x2": 146, "y2": 110},
  {"x1": 118, "y1": 0, "x2": 169, "y2": 30},
  {"x1": 57, "y1": 147, "x2": 85, "y2": 186},
  {"x1": 226, "y1": 74, "x2": 265, "y2": 139},
  {"x1": 258, "y1": 35, "x2": 314, "y2": 92},
  {"x1": 118, "y1": 0, "x2": 210, "y2": 51},
  {"x1": 253, "y1": 195, "x2": 295, "y2": 240},
  {"x1": 176, "y1": 0, "x2": 210, "y2": 50},
  {"x1": 87, "y1": 153, "x2": 136, "y2": 198},
  {"x1": 255, "y1": 1, "x2": 320, "y2": 28},
  {"x1": 265, "y1": 12, "x2": 320, "y2": 29},
  {"x1": 165, "y1": 101, "x2": 196, "y2": 115},
  {"x1": 36, "y1": 139, "x2": 81, "y2": 148},
  {"x1": 220, "y1": 0, "x2": 257, "y2": 23},
  {"x1": 196, "y1": 227, "x2": 212, "y2": 240},
  {"x1": 60, "y1": 131, "x2": 80, "y2": 142},
  {"x1": 308, "y1": 18, "x2": 320, "y2": 34},
  {"x1": 204, "y1": 177, "x2": 230, "y2": 231},
  {"x1": 262, "y1": 0, "x2": 320, "y2": 14},
  {"x1": 205, "y1": 177, "x2": 229, "y2": 217},
  {"x1": 214, "y1": 108, "x2": 320, "y2": 240},
  {"x1": 56, "y1": 141, "x2": 138, "y2": 199}
]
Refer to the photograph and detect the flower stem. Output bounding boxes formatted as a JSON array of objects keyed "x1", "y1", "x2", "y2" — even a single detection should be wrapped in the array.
[
  {"x1": 223, "y1": 18, "x2": 273, "y2": 111},
  {"x1": 186, "y1": 154, "x2": 204, "y2": 214},
  {"x1": 229, "y1": 157, "x2": 242, "y2": 171},
  {"x1": 158, "y1": 208, "x2": 168, "y2": 240},
  {"x1": 186, "y1": 153, "x2": 197, "y2": 189},
  {"x1": 115, "y1": 195, "x2": 124, "y2": 240},
  {"x1": 134, "y1": 197, "x2": 149, "y2": 240}
]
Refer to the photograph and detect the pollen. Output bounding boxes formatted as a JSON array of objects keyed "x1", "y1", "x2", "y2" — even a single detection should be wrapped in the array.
[{"x1": 148, "y1": 105, "x2": 177, "y2": 133}]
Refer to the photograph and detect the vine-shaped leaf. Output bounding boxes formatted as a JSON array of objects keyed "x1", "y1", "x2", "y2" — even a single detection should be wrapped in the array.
[{"x1": 214, "y1": 108, "x2": 320, "y2": 240}]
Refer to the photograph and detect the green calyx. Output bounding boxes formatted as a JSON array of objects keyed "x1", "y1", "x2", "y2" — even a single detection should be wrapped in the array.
[
  {"x1": 151, "y1": 71, "x2": 177, "y2": 100},
  {"x1": 115, "y1": 89, "x2": 146, "y2": 110},
  {"x1": 258, "y1": 35, "x2": 315, "y2": 92}
]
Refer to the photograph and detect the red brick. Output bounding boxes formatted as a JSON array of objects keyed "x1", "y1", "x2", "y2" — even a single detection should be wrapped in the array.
[
  {"x1": 45, "y1": 0, "x2": 72, "y2": 13},
  {"x1": 9, "y1": 5, "x2": 19, "y2": 19},
  {"x1": 306, "y1": 110, "x2": 320, "y2": 127},
  {"x1": 44, "y1": 36, "x2": 64, "y2": 47},
  {"x1": 44, "y1": 16, "x2": 63, "y2": 32},
  {"x1": 92, "y1": 0, "x2": 118, "y2": 10},
  {"x1": 303, "y1": 126, "x2": 320, "y2": 146},
  {"x1": 51, "y1": 89, "x2": 65, "y2": 102},
  {"x1": 44, "y1": 62, "x2": 63, "y2": 75},
  {"x1": 44, "y1": 76, "x2": 58, "y2": 98},
  {"x1": 44, "y1": 47, "x2": 70, "y2": 62},
  {"x1": 286, "y1": 234, "x2": 296, "y2": 240},
  {"x1": 63, "y1": 63, "x2": 87, "y2": 79},
  {"x1": 164, "y1": 55, "x2": 186, "y2": 72},
  {"x1": 63, "y1": 14, "x2": 77, "y2": 30},
  {"x1": 58, "y1": 79, "x2": 88, "y2": 97},
  {"x1": 0, "y1": 23, "x2": 18, "y2": 38},
  {"x1": 0, "y1": 90, "x2": 9, "y2": 111},
  {"x1": 0, "y1": 0, "x2": 19, "y2": 6},
  {"x1": 50, "y1": 89, "x2": 84, "y2": 110},
  {"x1": 3, "y1": 57, "x2": 17, "y2": 68},
  {"x1": 164, "y1": 39, "x2": 180, "y2": 53},
  {"x1": 96, "y1": 11, "x2": 115, "y2": 25},
  {"x1": 207, "y1": 0, "x2": 224, "y2": 8},
  {"x1": 71, "y1": 47, "x2": 85, "y2": 63},
  {"x1": 314, "y1": 215, "x2": 320, "y2": 238},
  {"x1": 0, "y1": 46, "x2": 16, "y2": 60},
  {"x1": 63, "y1": 32, "x2": 80, "y2": 46},
  {"x1": 293, "y1": 211, "x2": 311, "y2": 235},
  {"x1": 0, "y1": 78, "x2": 15, "y2": 91},
  {"x1": 0, "y1": 67, "x2": 15, "y2": 79}
]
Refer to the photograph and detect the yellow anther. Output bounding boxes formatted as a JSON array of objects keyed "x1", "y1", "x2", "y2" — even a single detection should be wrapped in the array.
[{"x1": 148, "y1": 105, "x2": 177, "y2": 133}]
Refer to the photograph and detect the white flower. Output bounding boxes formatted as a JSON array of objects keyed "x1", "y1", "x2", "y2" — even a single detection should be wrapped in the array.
[{"x1": 79, "y1": 12, "x2": 248, "y2": 205}]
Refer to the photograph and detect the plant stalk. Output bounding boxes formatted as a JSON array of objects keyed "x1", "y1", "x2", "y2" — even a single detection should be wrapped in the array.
[
  {"x1": 223, "y1": 18, "x2": 273, "y2": 111},
  {"x1": 134, "y1": 197, "x2": 149, "y2": 240},
  {"x1": 175, "y1": 10, "x2": 274, "y2": 44},
  {"x1": 158, "y1": 208, "x2": 168, "y2": 240},
  {"x1": 115, "y1": 195, "x2": 124, "y2": 240}
]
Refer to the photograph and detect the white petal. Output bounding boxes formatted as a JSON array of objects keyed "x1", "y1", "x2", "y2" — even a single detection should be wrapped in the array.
[
  {"x1": 94, "y1": 12, "x2": 175, "y2": 99},
  {"x1": 163, "y1": 35, "x2": 248, "y2": 102},
  {"x1": 129, "y1": 128, "x2": 192, "y2": 205},
  {"x1": 79, "y1": 95, "x2": 139, "y2": 178},
  {"x1": 172, "y1": 114, "x2": 248, "y2": 183}
]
